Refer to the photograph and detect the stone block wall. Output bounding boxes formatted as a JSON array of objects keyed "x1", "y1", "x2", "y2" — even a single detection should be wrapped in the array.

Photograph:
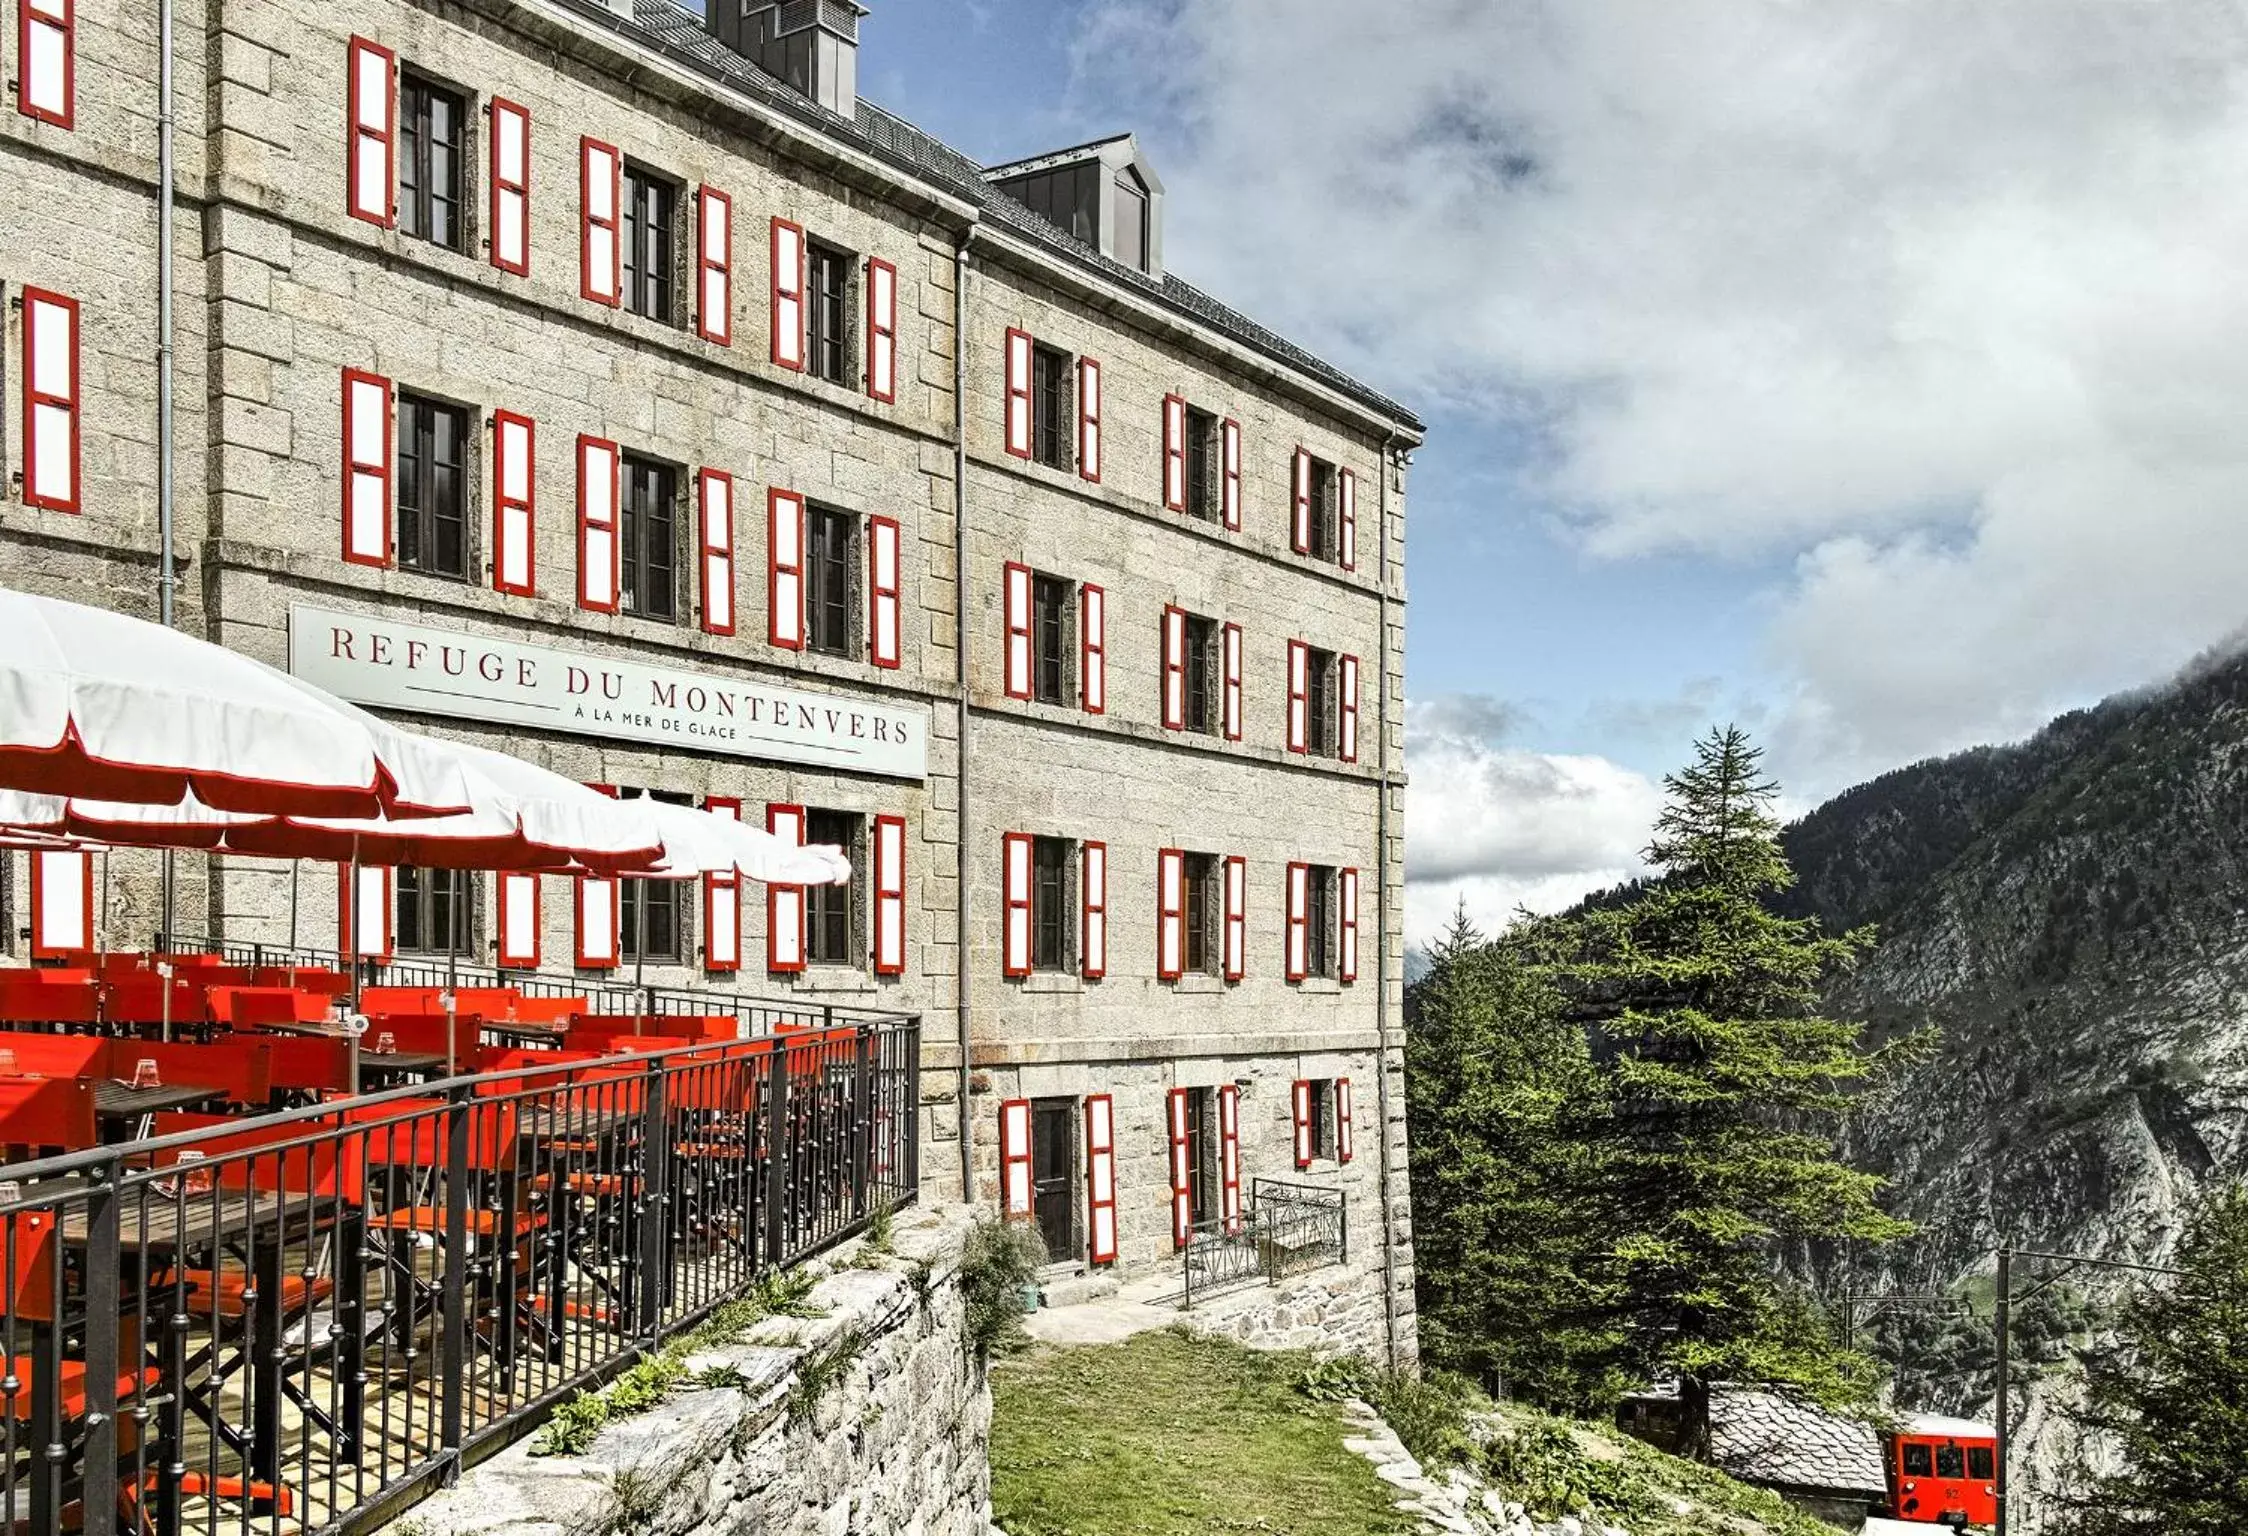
[{"x1": 390, "y1": 1205, "x2": 992, "y2": 1536}]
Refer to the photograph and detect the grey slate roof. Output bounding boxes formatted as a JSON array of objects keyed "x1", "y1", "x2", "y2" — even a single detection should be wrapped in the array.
[
  {"x1": 590, "y1": 0, "x2": 1422, "y2": 432},
  {"x1": 1711, "y1": 1389, "x2": 1888, "y2": 1496}
]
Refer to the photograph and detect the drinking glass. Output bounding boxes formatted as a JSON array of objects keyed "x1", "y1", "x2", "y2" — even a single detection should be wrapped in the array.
[
  {"x1": 374, "y1": 1032, "x2": 397, "y2": 1056},
  {"x1": 132, "y1": 1058, "x2": 161, "y2": 1090},
  {"x1": 0, "y1": 1048, "x2": 18, "y2": 1076}
]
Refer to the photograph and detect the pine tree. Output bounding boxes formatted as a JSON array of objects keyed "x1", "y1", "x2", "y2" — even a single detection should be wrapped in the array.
[
  {"x1": 2051, "y1": 1182, "x2": 2248, "y2": 1535},
  {"x1": 1527, "y1": 726, "x2": 1921, "y2": 1456},
  {"x1": 1405, "y1": 904, "x2": 1622, "y2": 1411}
]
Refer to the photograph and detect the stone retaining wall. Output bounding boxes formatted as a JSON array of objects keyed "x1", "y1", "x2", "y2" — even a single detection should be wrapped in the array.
[
  {"x1": 388, "y1": 1206, "x2": 991, "y2": 1536},
  {"x1": 1182, "y1": 1258, "x2": 1392, "y2": 1358}
]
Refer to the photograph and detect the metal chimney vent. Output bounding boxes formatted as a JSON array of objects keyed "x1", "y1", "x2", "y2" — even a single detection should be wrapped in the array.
[{"x1": 712, "y1": 0, "x2": 865, "y2": 117}]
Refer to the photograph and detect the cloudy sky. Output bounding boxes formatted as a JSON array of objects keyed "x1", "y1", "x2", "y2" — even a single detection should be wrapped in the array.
[{"x1": 863, "y1": 0, "x2": 2248, "y2": 943}]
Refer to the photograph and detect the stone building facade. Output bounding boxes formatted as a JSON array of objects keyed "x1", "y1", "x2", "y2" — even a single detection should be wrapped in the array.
[{"x1": 0, "y1": 0, "x2": 1423, "y2": 1358}]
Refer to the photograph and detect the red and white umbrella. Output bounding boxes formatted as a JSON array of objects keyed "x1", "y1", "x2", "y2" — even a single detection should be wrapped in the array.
[{"x1": 0, "y1": 586, "x2": 474, "y2": 817}]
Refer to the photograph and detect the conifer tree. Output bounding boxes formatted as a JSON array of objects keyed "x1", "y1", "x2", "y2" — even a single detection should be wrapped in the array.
[
  {"x1": 1406, "y1": 901, "x2": 1621, "y2": 1410},
  {"x1": 1525, "y1": 726, "x2": 1918, "y2": 1456},
  {"x1": 2051, "y1": 1182, "x2": 2248, "y2": 1535}
]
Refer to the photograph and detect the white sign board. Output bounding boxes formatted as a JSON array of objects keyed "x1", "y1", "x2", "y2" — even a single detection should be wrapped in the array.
[{"x1": 289, "y1": 604, "x2": 928, "y2": 781}]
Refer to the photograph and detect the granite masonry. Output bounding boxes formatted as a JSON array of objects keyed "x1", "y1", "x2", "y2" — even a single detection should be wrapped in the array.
[{"x1": 0, "y1": 0, "x2": 1422, "y2": 1366}]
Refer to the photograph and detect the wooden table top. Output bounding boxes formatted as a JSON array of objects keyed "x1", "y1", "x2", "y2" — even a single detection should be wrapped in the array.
[{"x1": 92, "y1": 1080, "x2": 226, "y2": 1120}]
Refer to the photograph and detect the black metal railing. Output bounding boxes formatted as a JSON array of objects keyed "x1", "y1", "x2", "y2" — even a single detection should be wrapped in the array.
[
  {"x1": 1179, "y1": 1178, "x2": 1349, "y2": 1308},
  {"x1": 0, "y1": 1018, "x2": 918, "y2": 1536}
]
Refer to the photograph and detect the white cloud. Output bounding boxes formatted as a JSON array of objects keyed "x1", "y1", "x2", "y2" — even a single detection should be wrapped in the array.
[
  {"x1": 1068, "y1": 0, "x2": 2248, "y2": 789},
  {"x1": 1402, "y1": 696, "x2": 1663, "y2": 943}
]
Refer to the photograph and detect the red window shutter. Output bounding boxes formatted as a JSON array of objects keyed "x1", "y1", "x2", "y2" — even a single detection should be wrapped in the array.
[
  {"x1": 1160, "y1": 606, "x2": 1187, "y2": 730},
  {"x1": 574, "y1": 788, "x2": 620, "y2": 969},
  {"x1": 1337, "y1": 1077, "x2": 1356, "y2": 1163},
  {"x1": 18, "y1": 0, "x2": 72, "y2": 127},
  {"x1": 1339, "y1": 654, "x2": 1361, "y2": 763},
  {"x1": 1080, "y1": 840, "x2": 1107, "y2": 980},
  {"x1": 1291, "y1": 448, "x2": 1312, "y2": 554},
  {"x1": 703, "y1": 796, "x2": 742, "y2": 974},
  {"x1": 1220, "y1": 417, "x2": 1242, "y2": 531},
  {"x1": 769, "y1": 217, "x2": 805, "y2": 369},
  {"x1": 1162, "y1": 393, "x2": 1187, "y2": 511},
  {"x1": 1000, "y1": 831, "x2": 1032, "y2": 978},
  {"x1": 345, "y1": 38, "x2": 394, "y2": 226},
  {"x1": 1221, "y1": 623, "x2": 1243, "y2": 741},
  {"x1": 1286, "y1": 640, "x2": 1309, "y2": 753},
  {"x1": 767, "y1": 803, "x2": 806, "y2": 973},
  {"x1": 698, "y1": 468, "x2": 736, "y2": 635},
  {"x1": 1003, "y1": 328, "x2": 1033, "y2": 458},
  {"x1": 695, "y1": 185, "x2": 733, "y2": 345},
  {"x1": 873, "y1": 812, "x2": 906, "y2": 976},
  {"x1": 1222, "y1": 855, "x2": 1246, "y2": 982},
  {"x1": 579, "y1": 138, "x2": 621, "y2": 305},
  {"x1": 1285, "y1": 861, "x2": 1309, "y2": 981},
  {"x1": 1156, "y1": 847, "x2": 1185, "y2": 981},
  {"x1": 21, "y1": 289, "x2": 80, "y2": 514},
  {"x1": 1218, "y1": 1086, "x2": 1242, "y2": 1233},
  {"x1": 339, "y1": 864, "x2": 395, "y2": 963},
  {"x1": 867, "y1": 514, "x2": 902, "y2": 668},
  {"x1": 496, "y1": 871, "x2": 541, "y2": 969},
  {"x1": 29, "y1": 848, "x2": 90, "y2": 958},
  {"x1": 1339, "y1": 867, "x2": 1361, "y2": 984},
  {"x1": 488, "y1": 97, "x2": 530, "y2": 275},
  {"x1": 768, "y1": 488, "x2": 805, "y2": 650},
  {"x1": 492, "y1": 409, "x2": 536, "y2": 595},
  {"x1": 576, "y1": 435, "x2": 619, "y2": 612},
  {"x1": 1339, "y1": 466, "x2": 1358, "y2": 572},
  {"x1": 340, "y1": 366, "x2": 391, "y2": 566},
  {"x1": 1292, "y1": 1080, "x2": 1314, "y2": 1168},
  {"x1": 866, "y1": 256, "x2": 898, "y2": 401},
  {"x1": 1077, "y1": 357, "x2": 1102, "y2": 482},
  {"x1": 1002, "y1": 562, "x2": 1033, "y2": 700},
  {"x1": 1084, "y1": 1094, "x2": 1119, "y2": 1265},
  {"x1": 1167, "y1": 1087, "x2": 1193, "y2": 1248},
  {"x1": 1080, "y1": 583, "x2": 1106, "y2": 714},
  {"x1": 998, "y1": 1098, "x2": 1033, "y2": 1218}
]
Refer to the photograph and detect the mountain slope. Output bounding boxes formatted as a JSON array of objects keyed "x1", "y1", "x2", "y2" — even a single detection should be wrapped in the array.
[{"x1": 1785, "y1": 649, "x2": 2248, "y2": 1278}]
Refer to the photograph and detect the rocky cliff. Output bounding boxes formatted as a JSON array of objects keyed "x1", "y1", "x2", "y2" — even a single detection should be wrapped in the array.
[{"x1": 1785, "y1": 648, "x2": 2248, "y2": 1279}]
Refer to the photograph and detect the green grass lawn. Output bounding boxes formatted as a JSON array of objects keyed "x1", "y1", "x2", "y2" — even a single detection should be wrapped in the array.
[{"x1": 989, "y1": 1330, "x2": 1417, "y2": 1536}]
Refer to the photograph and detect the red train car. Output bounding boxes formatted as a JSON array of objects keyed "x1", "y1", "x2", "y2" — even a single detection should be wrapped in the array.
[{"x1": 1873, "y1": 1414, "x2": 1999, "y2": 1529}]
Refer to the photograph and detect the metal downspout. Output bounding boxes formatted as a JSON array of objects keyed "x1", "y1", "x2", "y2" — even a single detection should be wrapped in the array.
[
  {"x1": 157, "y1": 0, "x2": 179, "y2": 943},
  {"x1": 1373, "y1": 431, "x2": 1402, "y2": 1371},
  {"x1": 952, "y1": 229, "x2": 977, "y2": 1203}
]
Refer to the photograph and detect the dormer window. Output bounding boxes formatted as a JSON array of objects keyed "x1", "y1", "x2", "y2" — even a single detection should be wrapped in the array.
[{"x1": 1113, "y1": 169, "x2": 1149, "y2": 272}]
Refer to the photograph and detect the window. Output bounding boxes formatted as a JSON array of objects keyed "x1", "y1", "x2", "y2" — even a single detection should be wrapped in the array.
[
  {"x1": 1186, "y1": 406, "x2": 1220, "y2": 521},
  {"x1": 1902, "y1": 1444, "x2": 1933, "y2": 1478},
  {"x1": 1307, "y1": 458, "x2": 1339, "y2": 560},
  {"x1": 621, "y1": 166, "x2": 676, "y2": 323},
  {"x1": 993, "y1": 162, "x2": 1098, "y2": 244},
  {"x1": 806, "y1": 240, "x2": 852, "y2": 385},
  {"x1": 1967, "y1": 1447, "x2": 1995, "y2": 1481},
  {"x1": 1183, "y1": 1087, "x2": 1217, "y2": 1227},
  {"x1": 398, "y1": 75, "x2": 465, "y2": 250},
  {"x1": 1935, "y1": 1445, "x2": 1965, "y2": 1480},
  {"x1": 396, "y1": 392, "x2": 468, "y2": 579},
  {"x1": 394, "y1": 866, "x2": 475, "y2": 956},
  {"x1": 1182, "y1": 614, "x2": 1219, "y2": 734},
  {"x1": 1306, "y1": 646, "x2": 1338, "y2": 756},
  {"x1": 1182, "y1": 853, "x2": 1220, "y2": 976},
  {"x1": 1306, "y1": 1079, "x2": 1336, "y2": 1161},
  {"x1": 1031, "y1": 835, "x2": 1072, "y2": 972},
  {"x1": 619, "y1": 455, "x2": 677, "y2": 620},
  {"x1": 1305, "y1": 864, "x2": 1336, "y2": 979},
  {"x1": 1032, "y1": 574, "x2": 1071, "y2": 705},
  {"x1": 619, "y1": 789, "x2": 690, "y2": 962},
  {"x1": 1031, "y1": 343, "x2": 1072, "y2": 471},
  {"x1": 805, "y1": 808, "x2": 861, "y2": 965},
  {"x1": 806, "y1": 505, "x2": 854, "y2": 656},
  {"x1": 1113, "y1": 169, "x2": 1150, "y2": 272}
]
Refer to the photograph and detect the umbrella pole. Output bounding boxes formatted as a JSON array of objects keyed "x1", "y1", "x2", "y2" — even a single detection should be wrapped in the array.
[
  {"x1": 444, "y1": 882, "x2": 459, "y2": 1076},
  {"x1": 288, "y1": 859, "x2": 299, "y2": 954},
  {"x1": 97, "y1": 846, "x2": 109, "y2": 971},
  {"x1": 346, "y1": 847, "x2": 361, "y2": 1096}
]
